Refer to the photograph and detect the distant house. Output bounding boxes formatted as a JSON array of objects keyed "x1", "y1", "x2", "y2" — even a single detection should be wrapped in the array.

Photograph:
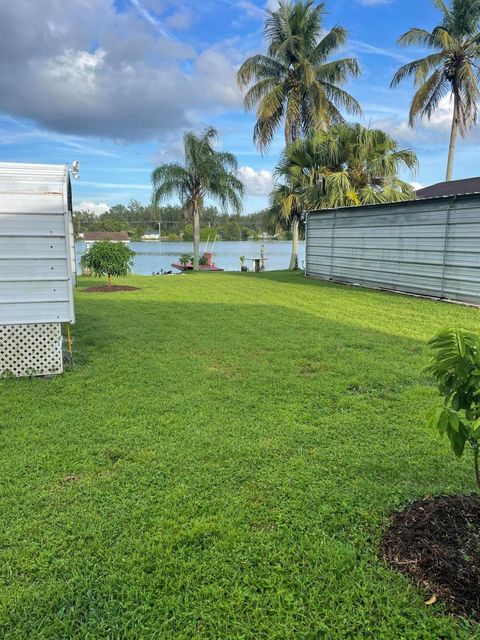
[
  {"x1": 84, "y1": 231, "x2": 130, "y2": 249},
  {"x1": 416, "y1": 177, "x2": 480, "y2": 199}
]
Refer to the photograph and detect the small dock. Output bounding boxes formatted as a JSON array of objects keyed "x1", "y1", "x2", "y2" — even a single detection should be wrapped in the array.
[{"x1": 245, "y1": 245, "x2": 266, "y2": 272}]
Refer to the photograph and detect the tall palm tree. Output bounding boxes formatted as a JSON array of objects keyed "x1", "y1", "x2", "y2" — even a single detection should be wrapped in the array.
[
  {"x1": 237, "y1": 0, "x2": 361, "y2": 268},
  {"x1": 151, "y1": 128, "x2": 244, "y2": 270},
  {"x1": 391, "y1": 0, "x2": 480, "y2": 181},
  {"x1": 237, "y1": 0, "x2": 361, "y2": 149},
  {"x1": 271, "y1": 123, "x2": 418, "y2": 220}
]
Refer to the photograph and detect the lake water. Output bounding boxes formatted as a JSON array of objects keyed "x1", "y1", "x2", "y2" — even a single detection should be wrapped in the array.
[{"x1": 75, "y1": 240, "x2": 305, "y2": 274}]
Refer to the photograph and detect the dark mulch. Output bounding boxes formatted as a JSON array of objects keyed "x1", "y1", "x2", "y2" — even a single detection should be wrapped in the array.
[
  {"x1": 382, "y1": 494, "x2": 480, "y2": 622},
  {"x1": 83, "y1": 285, "x2": 140, "y2": 293}
]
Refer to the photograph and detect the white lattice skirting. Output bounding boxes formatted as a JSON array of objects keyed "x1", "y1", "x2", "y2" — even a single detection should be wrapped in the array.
[{"x1": 0, "y1": 323, "x2": 63, "y2": 378}]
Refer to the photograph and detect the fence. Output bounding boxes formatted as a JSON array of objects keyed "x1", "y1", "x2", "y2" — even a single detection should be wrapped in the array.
[{"x1": 305, "y1": 194, "x2": 480, "y2": 304}]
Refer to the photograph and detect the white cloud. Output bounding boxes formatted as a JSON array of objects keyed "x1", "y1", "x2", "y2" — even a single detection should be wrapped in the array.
[
  {"x1": 371, "y1": 116, "x2": 418, "y2": 143},
  {"x1": 425, "y1": 95, "x2": 454, "y2": 133},
  {"x1": 265, "y1": 0, "x2": 279, "y2": 10},
  {"x1": 350, "y1": 40, "x2": 409, "y2": 63},
  {"x1": 410, "y1": 182, "x2": 424, "y2": 191},
  {"x1": 370, "y1": 95, "x2": 480, "y2": 145},
  {"x1": 129, "y1": 0, "x2": 169, "y2": 37},
  {"x1": 80, "y1": 181, "x2": 150, "y2": 190},
  {"x1": 0, "y1": 0, "x2": 241, "y2": 142},
  {"x1": 236, "y1": 1, "x2": 264, "y2": 19},
  {"x1": 76, "y1": 201, "x2": 110, "y2": 215},
  {"x1": 165, "y1": 8, "x2": 195, "y2": 30},
  {"x1": 238, "y1": 166, "x2": 274, "y2": 196}
]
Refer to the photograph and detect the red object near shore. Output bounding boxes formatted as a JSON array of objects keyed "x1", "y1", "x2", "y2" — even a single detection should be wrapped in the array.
[
  {"x1": 171, "y1": 262, "x2": 224, "y2": 272},
  {"x1": 172, "y1": 252, "x2": 224, "y2": 272}
]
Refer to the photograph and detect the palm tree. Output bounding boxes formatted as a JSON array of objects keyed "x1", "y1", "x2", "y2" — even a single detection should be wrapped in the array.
[
  {"x1": 391, "y1": 0, "x2": 480, "y2": 181},
  {"x1": 237, "y1": 0, "x2": 361, "y2": 269},
  {"x1": 151, "y1": 128, "x2": 244, "y2": 270},
  {"x1": 271, "y1": 123, "x2": 418, "y2": 218},
  {"x1": 268, "y1": 181, "x2": 304, "y2": 270},
  {"x1": 237, "y1": 0, "x2": 361, "y2": 149}
]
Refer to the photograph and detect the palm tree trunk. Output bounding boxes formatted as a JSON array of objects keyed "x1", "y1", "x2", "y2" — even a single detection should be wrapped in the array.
[
  {"x1": 289, "y1": 217, "x2": 299, "y2": 271},
  {"x1": 193, "y1": 201, "x2": 200, "y2": 271},
  {"x1": 286, "y1": 122, "x2": 301, "y2": 272},
  {"x1": 446, "y1": 93, "x2": 459, "y2": 182}
]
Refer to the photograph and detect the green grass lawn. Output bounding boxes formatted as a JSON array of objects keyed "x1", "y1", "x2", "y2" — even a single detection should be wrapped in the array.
[{"x1": 2, "y1": 271, "x2": 480, "y2": 639}]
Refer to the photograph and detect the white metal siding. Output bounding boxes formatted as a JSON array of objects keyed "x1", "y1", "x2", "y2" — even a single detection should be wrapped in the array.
[
  {"x1": 0, "y1": 162, "x2": 75, "y2": 325},
  {"x1": 306, "y1": 195, "x2": 480, "y2": 304}
]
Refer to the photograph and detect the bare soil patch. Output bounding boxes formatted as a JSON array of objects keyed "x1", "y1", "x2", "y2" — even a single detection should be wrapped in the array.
[{"x1": 382, "y1": 494, "x2": 480, "y2": 622}]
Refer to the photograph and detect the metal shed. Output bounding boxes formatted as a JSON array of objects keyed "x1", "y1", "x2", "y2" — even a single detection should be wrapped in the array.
[
  {"x1": 305, "y1": 193, "x2": 480, "y2": 305},
  {"x1": 0, "y1": 162, "x2": 76, "y2": 376}
]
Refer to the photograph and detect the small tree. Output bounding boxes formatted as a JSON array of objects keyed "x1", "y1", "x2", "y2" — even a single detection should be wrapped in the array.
[
  {"x1": 81, "y1": 241, "x2": 135, "y2": 288},
  {"x1": 424, "y1": 328, "x2": 480, "y2": 490}
]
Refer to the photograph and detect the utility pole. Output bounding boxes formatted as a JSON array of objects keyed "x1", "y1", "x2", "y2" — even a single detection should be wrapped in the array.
[{"x1": 153, "y1": 198, "x2": 161, "y2": 242}]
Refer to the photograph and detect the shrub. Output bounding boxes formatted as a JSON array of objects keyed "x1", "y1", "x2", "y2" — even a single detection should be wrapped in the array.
[
  {"x1": 179, "y1": 253, "x2": 193, "y2": 266},
  {"x1": 80, "y1": 241, "x2": 135, "y2": 288},
  {"x1": 424, "y1": 328, "x2": 480, "y2": 490}
]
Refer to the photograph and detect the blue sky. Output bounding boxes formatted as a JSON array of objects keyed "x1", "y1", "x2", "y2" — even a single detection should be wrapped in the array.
[{"x1": 1, "y1": 0, "x2": 478, "y2": 214}]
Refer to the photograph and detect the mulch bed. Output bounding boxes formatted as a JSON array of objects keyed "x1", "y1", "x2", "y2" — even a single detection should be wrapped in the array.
[
  {"x1": 382, "y1": 494, "x2": 480, "y2": 622},
  {"x1": 83, "y1": 285, "x2": 140, "y2": 293}
]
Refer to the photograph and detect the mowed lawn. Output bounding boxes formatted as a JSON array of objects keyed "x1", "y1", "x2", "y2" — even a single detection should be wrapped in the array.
[{"x1": 2, "y1": 271, "x2": 480, "y2": 640}]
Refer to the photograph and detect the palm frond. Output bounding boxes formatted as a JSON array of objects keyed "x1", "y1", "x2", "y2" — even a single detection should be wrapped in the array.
[
  {"x1": 236, "y1": 55, "x2": 285, "y2": 89},
  {"x1": 390, "y1": 53, "x2": 445, "y2": 87},
  {"x1": 409, "y1": 70, "x2": 449, "y2": 125},
  {"x1": 237, "y1": 0, "x2": 360, "y2": 146},
  {"x1": 311, "y1": 26, "x2": 347, "y2": 62},
  {"x1": 397, "y1": 27, "x2": 439, "y2": 49}
]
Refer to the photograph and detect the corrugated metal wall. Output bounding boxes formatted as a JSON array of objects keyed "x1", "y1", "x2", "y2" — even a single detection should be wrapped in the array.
[
  {"x1": 0, "y1": 162, "x2": 75, "y2": 325},
  {"x1": 305, "y1": 194, "x2": 480, "y2": 304}
]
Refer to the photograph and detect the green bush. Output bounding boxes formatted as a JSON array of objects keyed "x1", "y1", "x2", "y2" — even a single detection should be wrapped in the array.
[
  {"x1": 80, "y1": 241, "x2": 135, "y2": 288},
  {"x1": 424, "y1": 328, "x2": 480, "y2": 490},
  {"x1": 179, "y1": 253, "x2": 193, "y2": 266}
]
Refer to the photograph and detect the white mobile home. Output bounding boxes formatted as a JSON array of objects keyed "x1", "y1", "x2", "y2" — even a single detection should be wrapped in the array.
[{"x1": 0, "y1": 162, "x2": 76, "y2": 376}]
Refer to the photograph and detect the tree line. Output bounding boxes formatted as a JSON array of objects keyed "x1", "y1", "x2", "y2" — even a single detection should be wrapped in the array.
[{"x1": 73, "y1": 201, "x2": 286, "y2": 242}]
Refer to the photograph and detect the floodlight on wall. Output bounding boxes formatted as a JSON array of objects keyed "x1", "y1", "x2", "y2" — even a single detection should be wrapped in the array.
[{"x1": 71, "y1": 160, "x2": 80, "y2": 180}]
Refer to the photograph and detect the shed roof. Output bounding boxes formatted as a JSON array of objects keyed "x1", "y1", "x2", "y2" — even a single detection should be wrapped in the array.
[
  {"x1": 0, "y1": 162, "x2": 71, "y2": 214},
  {"x1": 416, "y1": 177, "x2": 480, "y2": 199},
  {"x1": 84, "y1": 231, "x2": 130, "y2": 242}
]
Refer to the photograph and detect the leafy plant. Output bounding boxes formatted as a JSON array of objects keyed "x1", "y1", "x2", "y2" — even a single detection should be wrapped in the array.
[
  {"x1": 236, "y1": 0, "x2": 361, "y2": 269},
  {"x1": 424, "y1": 328, "x2": 480, "y2": 490},
  {"x1": 152, "y1": 128, "x2": 243, "y2": 270},
  {"x1": 80, "y1": 241, "x2": 135, "y2": 288},
  {"x1": 236, "y1": 0, "x2": 361, "y2": 149},
  {"x1": 179, "y1": 253, "x2": 193, "y2": 266},
  {"x1": 239, "y1": 256, "x2": 246, "y2": 266},
  {"x1": 198, "y1": 255, "x2": 209, "y2": 267},
  {"x1": 391, "y1": 0, "x2": 480, "y2": 181}
]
